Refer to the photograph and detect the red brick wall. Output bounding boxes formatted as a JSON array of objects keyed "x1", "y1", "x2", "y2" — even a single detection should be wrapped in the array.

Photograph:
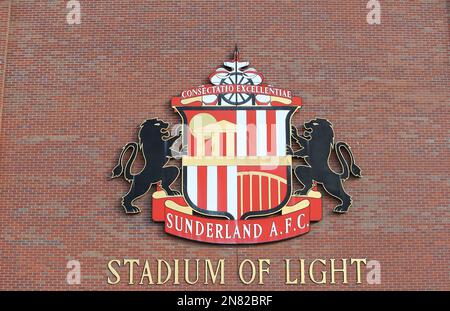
[
  {"x1": 0, "y1": 0, "x2": 11, "y2": 130},
  {"x1": 0, "y1": 0, "x2": 448, "y2": 290}
]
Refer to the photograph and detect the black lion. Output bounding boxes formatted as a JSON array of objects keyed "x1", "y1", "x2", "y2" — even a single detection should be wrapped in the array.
[
  {"x1": 111, "y1": 118, "x2": 182, "y2": 214},
  {"x1": 289, "y1": 118, "x2": 362, "y2": 213}
]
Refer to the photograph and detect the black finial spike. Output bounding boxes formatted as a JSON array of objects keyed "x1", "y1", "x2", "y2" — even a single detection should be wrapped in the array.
[{"x1": 233, "y1": 45, "x2": 240, "y2": 61}]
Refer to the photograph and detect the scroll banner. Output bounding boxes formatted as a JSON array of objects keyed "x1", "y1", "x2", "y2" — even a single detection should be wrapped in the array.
[
  {"x1": 180, "y1": 84, "x2": 293, "y2": 99},
  {"x1": 171, "y1": 84, "x2": 303, "y2": 107},
  {"x1": 152, "y1": 190, "x2": 322, "y2": 244}
]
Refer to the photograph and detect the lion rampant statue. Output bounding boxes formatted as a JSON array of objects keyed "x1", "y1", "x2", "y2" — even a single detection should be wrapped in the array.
[
  {"x1": 289, "y1": 118, "x2": 362, "y2": 213},
  {"x1": 111, "y1": 118, "x2": 182, "y2": 214}
]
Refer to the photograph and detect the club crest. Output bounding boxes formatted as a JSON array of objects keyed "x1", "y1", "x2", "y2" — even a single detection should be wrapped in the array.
[{"x1": 112, "y1": 50, "x2": 362, "y2": 244}]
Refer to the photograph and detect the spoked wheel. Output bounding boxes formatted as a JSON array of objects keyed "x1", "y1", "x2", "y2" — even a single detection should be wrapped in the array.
[{"x1": 218, "y1": 73, "x2": 255, "y2": 106}]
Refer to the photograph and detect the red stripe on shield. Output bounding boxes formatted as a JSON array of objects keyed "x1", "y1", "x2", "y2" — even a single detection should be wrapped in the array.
[
  {"x1": 197, "y1": 166, "x2": 207, "y2": 209},
  {"x1": 270, "y1": 178, "x2": 279, "y2": 207},
  {"x1": 266, "y1": 110, "x2": 277, "y2": 156},
  {"x1": 261, "y1": 175, "x2": 270, "y2": 210},
  {"x1": 189, "y1": 133, "x2": 196, "y2": 156},
  {"x1": 204, "y1": 138, "x2": 212, "y2": 156},
  {"x1": 237, "y1": 174, "x2": 242, "y2": 219},
  {"x1": 252, "y1": 174, "x2": 261, "y2": 211},
  {"x1": 221, "y1": 133, "x2": 226, "y2": 156},
  {"x1": 217, "y1": 166, "x2": 227, "y2": 212},
  {"x1": 242, "y1": 174, "x2": 251, "y2": 216},
  {"x1": 246, "y1": 110, "x2": 256, "y2": 156}
]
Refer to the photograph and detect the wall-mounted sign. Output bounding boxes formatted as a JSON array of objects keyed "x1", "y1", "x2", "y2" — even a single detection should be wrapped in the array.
[{"x1": 112, "y1": 50, "x2": 361, "y2": 244}]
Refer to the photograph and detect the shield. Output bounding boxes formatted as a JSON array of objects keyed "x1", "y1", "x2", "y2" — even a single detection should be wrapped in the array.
[{"x1": 177, "y1": 106, "x2": 296, "y2": 220}]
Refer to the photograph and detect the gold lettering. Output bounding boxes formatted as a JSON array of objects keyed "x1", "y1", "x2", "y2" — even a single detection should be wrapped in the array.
[
  {"x1": 258, "y1": 259, "x2": 270, "y2": 285},
  {"x1": 205, "y1": 259, "x2": 225, "y2": 284},
  {"x1": 239, "y1": 259, "x2": 256, "y2": 285},
  {"x1": 309, "y1": 259, "x2": 327, "y2": 284},
  {"x1": 285, "y1": 259, "x2": 297, "y2": 285},
  {"x1": 123, "y1": 259, "x2": 139, "y2": 285},
  {"x1": 157, "y1": 260, "x2": 171, "y2": 284},
  {"x1": 107, "y1": 260, "x2": 121, "y2": 285},
  {"x1": 184, "y1": 259, "x2": 200, "y2": 285},
  {"x1": 299, "y1": 259, "x2": 306, "y2": 284},
  {"x1": 351, "y1": 258, "x2": 367, "y2": 284},
  {"x1": 330, "y1": 259, "x2": 348, "y2": 284},
  {"x1": 173, "y1": 259, "x2": 180, "y2": 285},
  {"x1": 139, "y1": 260, "x2": 154, "y2": 285}
]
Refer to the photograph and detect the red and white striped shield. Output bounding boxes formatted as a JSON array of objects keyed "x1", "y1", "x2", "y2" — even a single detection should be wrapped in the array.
[{"x1": 177, "y1": 107, "x2": 296, "y2": 220}]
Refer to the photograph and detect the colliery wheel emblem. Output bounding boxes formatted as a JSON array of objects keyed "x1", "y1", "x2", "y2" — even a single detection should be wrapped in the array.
[
  {"x1": 208, "y1": 49, "x2": 263, "y2": 106},
  {"x1": 112, "y1": 50, "x2": 362, "y2": 244}
]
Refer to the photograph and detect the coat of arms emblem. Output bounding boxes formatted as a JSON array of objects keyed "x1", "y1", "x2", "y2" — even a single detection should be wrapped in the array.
[{"x1": 112, "y1": 50, "x2": 361, "y2": 244}]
